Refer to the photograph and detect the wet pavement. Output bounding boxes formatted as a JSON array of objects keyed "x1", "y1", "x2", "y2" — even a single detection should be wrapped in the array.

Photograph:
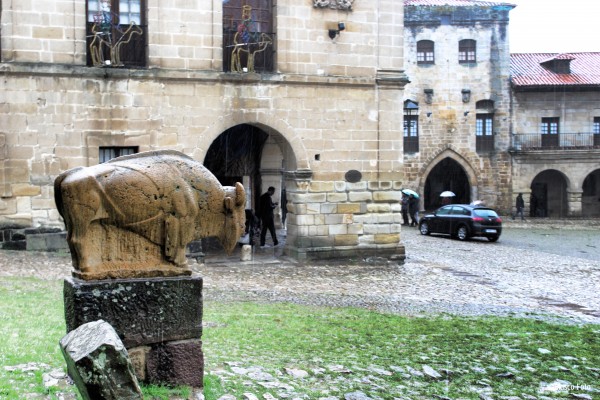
[{"x1": 1, "y1": 219, "x2": 599, "y2": 324}]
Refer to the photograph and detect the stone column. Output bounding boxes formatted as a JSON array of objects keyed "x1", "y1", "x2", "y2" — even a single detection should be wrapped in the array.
[
  {"x1": 568, "y1": 190, "x2": 583, "y2": 217},
  {"x1": 283, "y1": 169, "x2": 313, "y2": 260}
]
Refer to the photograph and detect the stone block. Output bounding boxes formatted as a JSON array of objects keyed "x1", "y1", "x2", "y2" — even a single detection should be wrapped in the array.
[
  {"x1": 348, "y1": 191, "x2": 373, "y2": 202},
  {"x1": 338, "y1": 203, "x2": 361, "y2": 214},
  {"x1": 146, "y1": 339, "x2": 204, "y2": 388},
  {"x1": 64, "y1": 275, "x2": 203, "y2": 348},
  {"x1": 334, "y1": 234, "x2": 359, "y2": 246},
  {"x1": 59, "y1": 320, "x2": 143, "y2": 400},
  {"x1": 374, "y1": 233, "x2": 400, "y2": 244}
]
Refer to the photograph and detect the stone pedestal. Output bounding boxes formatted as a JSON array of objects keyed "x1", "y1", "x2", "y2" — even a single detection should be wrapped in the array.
[{"x1": 64, "y1": 275, "x2": 204, "y2": 388}]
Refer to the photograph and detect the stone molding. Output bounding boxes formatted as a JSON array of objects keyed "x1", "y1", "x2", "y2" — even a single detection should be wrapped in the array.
[{"x1": 313, "y1": 0, "x2": 354, "y2": 11}]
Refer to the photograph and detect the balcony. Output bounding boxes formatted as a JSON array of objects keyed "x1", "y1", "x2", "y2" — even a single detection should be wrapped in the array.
[{"x1": 511, "y1": 133, "x2": 600, "y2": 151}]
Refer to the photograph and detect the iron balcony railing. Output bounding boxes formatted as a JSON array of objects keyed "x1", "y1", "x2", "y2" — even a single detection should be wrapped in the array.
[{"x1": 511, "y1": 132, "x2": 600, "y2": 151}]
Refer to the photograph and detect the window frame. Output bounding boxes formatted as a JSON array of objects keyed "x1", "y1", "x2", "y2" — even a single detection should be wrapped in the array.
[
  {"x1": 593, "y1": 117, "x2": 600, "y2": 134},
  {"x1": 540, "y1": 117, "x2": 560, "y2": 148},
  {"x1": 223, "y1": 0, "x2": 275, "y2": 73},
  {"x1": 417, "y1": 40, "x2": 435, "y2": 65},
  {"x1": 541, "y1": 117, "x2": 560, "y2": 135},
  {"x1": 458, "y1": 39, "x2": 476, "y2": 64},
  {"x1": 86, "y1": 0, "x2": 147, "y2": 67},
  {"x1": 403, "y1": 100, "x2": 420, "y2": 153},
  {"x1": 476, "y1": 113, "x2": 493, "y2": 137},
  {"x1": 99, "y1": 146, "x2": 139, "y2": 163}
]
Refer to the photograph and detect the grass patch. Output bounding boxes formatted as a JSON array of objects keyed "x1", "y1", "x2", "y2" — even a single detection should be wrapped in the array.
[{"x1": 0, "y1": 277, "x2": 598, "y2": 399}]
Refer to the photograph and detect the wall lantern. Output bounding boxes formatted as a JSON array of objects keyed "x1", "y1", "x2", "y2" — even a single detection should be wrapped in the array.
[{"x1": 329, "y1": 22, "x2": 346, "y2": 39}]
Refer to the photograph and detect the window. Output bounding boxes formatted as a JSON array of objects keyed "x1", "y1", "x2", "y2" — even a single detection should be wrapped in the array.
[
  {"x1": 594, "y1": 117, "x2": 600, "y2": 146},
  {"x1": 476, "y1": 114, "x2": 493, "y2": 136},
  {"x1": 459, "y1": 39, "x2": 476, "y2": 63},
  {"x1": 541, "y1": 117, "x2": 559, "y2": 134},
  {"x1": 403, "y1": 100, "x2": 419, "y2": 153},
  {"x1": 541, "y1": 117, "x2": 559, "y2": 148},
  {"x1": 417, "y1": 40, "x2": 434, "y2": 64},
  {"x1": 475, "y1": 100, "x2": 494, "y2": 152},
  {"x1": 86, "y1": 0, "x2": 146, "y2": 67},
  {"x1": 99, "y1": 146, "x2": 138, "y2": 163},
  {"x1": 223, "y1": 0, "x2": 274, "y2": 73}
]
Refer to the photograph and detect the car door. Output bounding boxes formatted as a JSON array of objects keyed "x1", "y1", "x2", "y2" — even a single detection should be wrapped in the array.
[
  {"x1": 432, "y1": 206, "x2": 452, "y2": 234},
  {"x1": 449, "y1": 206, "x2": 469, "y2": 234}
]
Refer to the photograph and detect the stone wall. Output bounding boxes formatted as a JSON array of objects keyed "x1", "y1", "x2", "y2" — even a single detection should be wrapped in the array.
[
  {"x1": 403, "y1": 4, "x2": 513, "y2": 212},
  {"x1": 511, "y1": 89, "x2": 600, "y2": 217},
  {"x1": 0, "y1": 0, "x2": 408, "y2": 259}
]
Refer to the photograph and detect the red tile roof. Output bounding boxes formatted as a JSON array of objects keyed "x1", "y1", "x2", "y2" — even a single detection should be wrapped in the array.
[
  {"x1": 404, "y1": 0, "x2": 515, "y2": 6},
  {"x1": 511, "y1": 53, "x2": 600, "y2": 88}
]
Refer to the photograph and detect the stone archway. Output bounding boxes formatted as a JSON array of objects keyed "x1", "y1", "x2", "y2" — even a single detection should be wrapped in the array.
[
  {"x1": 202, "y1": 123, "x2": 294, "y2": 253},
  {"x1": 530, "y1": 169, "x2": 569, "y2": 218},
  {"x1": 423, "y1": 157, "x2": 471, "y2": 210},
  {"x1": 582, "y1": 169, "x2": 600, "y2": 217},
  {"x1": 203, "y1": 124, "x2": 269, "y2": 210}
]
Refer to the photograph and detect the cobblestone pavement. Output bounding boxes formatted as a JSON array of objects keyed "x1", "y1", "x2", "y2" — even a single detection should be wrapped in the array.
[{"x1": 1, "y1": 220, "x2": 599, "y2": 324}]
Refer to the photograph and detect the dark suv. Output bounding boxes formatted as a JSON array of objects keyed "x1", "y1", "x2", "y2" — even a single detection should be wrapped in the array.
[{"x1": 418, "y1": 204, "x2": 502, "y2": 242}]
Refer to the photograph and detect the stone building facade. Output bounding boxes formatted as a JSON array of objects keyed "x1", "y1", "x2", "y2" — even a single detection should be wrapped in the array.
[
  {"x1": 402, "y1": 0, "x2": 515, "y2": 212},
  {"x1": 510, "y1": 52, "x2": 600, "y2": 218},
  {"x1": 0, "y1": 0, "x2": 409, "y2": 259}
]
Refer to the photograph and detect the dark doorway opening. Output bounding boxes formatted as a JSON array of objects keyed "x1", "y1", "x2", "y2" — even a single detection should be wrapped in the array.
[
  {"x1": 203, "y1": 124, "x2": 269, "y2": 207},
  {"x1": 424, "y1": 158, "x2": 471, "y2": 210},
  {"x1": 530, "y1": 170, "x2": 568, "y2": 218},
  {"x1": 201, "y1": 124, "x2": 270, "y2": 255},
  {"x1": 582, "y1": 169, "x2": 600, "y2": 217}
]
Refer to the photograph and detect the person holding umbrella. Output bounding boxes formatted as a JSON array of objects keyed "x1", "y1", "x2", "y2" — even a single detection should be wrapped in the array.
[
  {"x1": 409, "y1": 193, "x2": 419, "y2": 227},
  {"x1": 401, "y1": 193, "x2": 409, "y2": 225},
  {"x1": 440, "y1": 190, "x2": 456, "y2": 206},
  {"x1": 401, "y1": 189, "x2": 420, "y2": 227}
]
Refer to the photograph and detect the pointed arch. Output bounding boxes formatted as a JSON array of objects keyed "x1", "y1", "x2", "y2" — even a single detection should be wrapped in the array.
[{"x1": 418, "y1": 148, "x2": 479, "y2": 210}]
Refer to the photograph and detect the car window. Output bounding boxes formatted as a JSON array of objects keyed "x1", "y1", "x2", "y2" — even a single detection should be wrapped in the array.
[
  {"x1": 473, "y1": 209, "x2": 499, "y2": 218},
  {"x1": 450, "y1": 206, "x2": 469, "y2": 215},
  {"x1": 436, "y1": 206, "x2": 452, "y2": 215}
]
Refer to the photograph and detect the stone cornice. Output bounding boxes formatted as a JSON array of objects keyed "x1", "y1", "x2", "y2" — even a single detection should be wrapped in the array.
[
  {"x1": 376, "y1": 69, "x2": 411, "y2": 88},
  {"x1": 510, "y1": 149, "x2": 600, "y2": 163},
  {"x1": 0, "y1": 62, "x2": 377, "y2": 88}
]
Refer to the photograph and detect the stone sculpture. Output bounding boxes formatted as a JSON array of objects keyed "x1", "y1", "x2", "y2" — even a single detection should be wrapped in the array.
[
  {"x1": 54, "y1": 150, "x2": 246, "y2": 280},
  {"x1": 313, "y1": 0, "x2": 354, "y2": 11}
]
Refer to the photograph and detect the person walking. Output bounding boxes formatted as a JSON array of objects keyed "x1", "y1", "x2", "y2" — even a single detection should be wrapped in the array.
[
  {"x1": 401, "y1": 194, "x2": 409, "y2": 226},
  {"x1": 512, "y1": 193, "x2": 525, "y2": 221},
  {"x1": 409, "y1": 194, "x2": 419, "y2": 227},
  {"x1": 258, "y1": 186, "x2": 279, "y2": 246}
]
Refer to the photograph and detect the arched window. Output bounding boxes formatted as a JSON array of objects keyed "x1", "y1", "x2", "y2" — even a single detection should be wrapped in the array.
[
  {"x1": 459, "y1": 39, "x2": 476, "y2": 63},
  {"x1": 417, "y1": 40, "x2": 434, "y2": 65},
  {"x1": 476, "y1": 100, "x2": 494, "y2": 152},
  {"x1": 223, "y1": 0, "x2": 275, "y2": 73},
  {"x1": 86, "y1": 0, "x2": 146, "y2": 67},
  {"x1": 404, "y1": 100, "x2": 419, "y2": 153}
]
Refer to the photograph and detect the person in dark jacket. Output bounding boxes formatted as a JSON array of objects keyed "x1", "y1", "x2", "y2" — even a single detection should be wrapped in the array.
[
  {"x1": 512, "y1": 193, "x2": 525, "y2": 221},
  {"x1": 401, "y1": 194, "x2": 409, "y2": 225},
  {"x1": 258, "y1": 186, "x2": 279, "y2": 246},
  {"x1": 408, "y1": 194, "x2": 419, "y2": 227}
]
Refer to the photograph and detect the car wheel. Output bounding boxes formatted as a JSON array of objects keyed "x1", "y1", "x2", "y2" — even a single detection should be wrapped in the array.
[
  {"x1": 487, "y1": 235, "x2": 499, "y2": 242},
  {"x1": 419, "y1": 222, "x2": 430, "y2": 235},
  {"x1": 456, "y1": 225, "x2": 469, "y2": 241}
]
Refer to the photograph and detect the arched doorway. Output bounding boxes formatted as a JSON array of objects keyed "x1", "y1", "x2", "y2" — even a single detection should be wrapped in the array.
[
  {"x1": 203, "y1": 124, "x2": 269, "y2": 209},
  {"x1": 582, "y1": 169, "x2": 600, "y2": 217},
  {"x1": 530, "y1": 170, "x2": 568, "y2": 218},
  {"x1": 202, "y1": 123, "x2": 291, "y2": 255},
  {"x1": 424, "y1": 157, "x2": 471, "y2": 210}
]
